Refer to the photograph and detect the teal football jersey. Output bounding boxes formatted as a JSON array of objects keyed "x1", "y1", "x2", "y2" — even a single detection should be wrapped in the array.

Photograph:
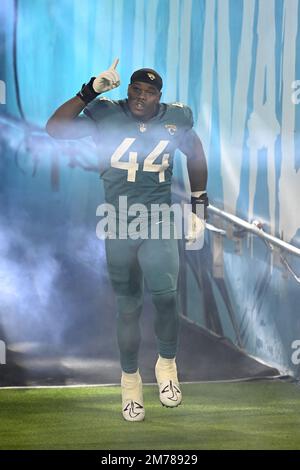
[{"x1": 84, "y1": 98, "x2": 193, "y2": 218}]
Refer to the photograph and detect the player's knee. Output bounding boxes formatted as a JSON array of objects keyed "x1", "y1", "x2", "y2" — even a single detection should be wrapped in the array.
[
  {"x1": 152, "y1": 289, "x2": 178, "y2": 314},
  {"x1": 116, "y1": 295, "x2": 143, "y2": 318},
  {"x1": 147, "y1": 272, "x2": 177, "y2": 295}
]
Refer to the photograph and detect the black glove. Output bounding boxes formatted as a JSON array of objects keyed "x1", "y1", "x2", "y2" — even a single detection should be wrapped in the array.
[
  {"x1": 76, "y1": 77, "x2": 98, "y2": 105},
  {"x1": 191, "y1": 192, "x2": 209, "y2": 220}
]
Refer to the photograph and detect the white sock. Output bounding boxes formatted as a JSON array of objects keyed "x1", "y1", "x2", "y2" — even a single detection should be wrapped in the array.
[
  {"x1": 157, "y1": 355, "x2": 176, "y2": 366},
  {"x1": 121, "y1": 370, "x2": 140, "y2": 385}
]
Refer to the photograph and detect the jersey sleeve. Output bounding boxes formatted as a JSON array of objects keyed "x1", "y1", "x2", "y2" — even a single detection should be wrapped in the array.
[
  {"x1": 167, "y1": 103, "x2": 194, "y2": 129},
  {"x1": 181, "y1": 105, "x2": 194, "y2": 130},
  {"x1": 83, "y1": 97, "x2": 114, "y2": 123},
  {"x1": 166, "y1": 103, "x2": 194, "y2": 149}
]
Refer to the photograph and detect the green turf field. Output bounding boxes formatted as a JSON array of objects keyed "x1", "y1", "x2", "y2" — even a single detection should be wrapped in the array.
[{"x1": 0, "y1": 380, "x2": 299, "y2": 450}]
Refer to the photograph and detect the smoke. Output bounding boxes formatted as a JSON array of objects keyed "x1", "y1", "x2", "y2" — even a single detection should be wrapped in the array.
[
  {"x1": 0, "y1": 113, "x2": 115, "y2": 366},
  {"x1": 0, "y1": 115, "x2": 100, "y2": 178},
  {"x1": 0, "y1": 211, "x2": 60, "y2": 343},
  {"x1": 0, "y1": 197, "x2": 108, "y2": 358}
]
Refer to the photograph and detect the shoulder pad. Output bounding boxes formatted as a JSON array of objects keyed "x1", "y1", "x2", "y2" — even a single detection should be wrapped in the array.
[
  {"x1": 83, "y1": 97, "x2": 119, "y2": 122},
  {"x1": 165, "y1": 103, "x2": 194, "y2": 129}
]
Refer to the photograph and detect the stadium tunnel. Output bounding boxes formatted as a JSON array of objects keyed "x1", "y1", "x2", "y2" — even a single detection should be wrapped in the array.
[{"x1": 0, "y1": 0, "x2": 300, "y2": 387}]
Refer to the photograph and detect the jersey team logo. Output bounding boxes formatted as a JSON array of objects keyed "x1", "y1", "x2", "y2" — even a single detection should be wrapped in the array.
[
  {"x1": 165, "y1": 124, "x2": 177, "y2": 135},
  {"x1": 147, "y1": 73, "x2": 156, "y2": 81}
]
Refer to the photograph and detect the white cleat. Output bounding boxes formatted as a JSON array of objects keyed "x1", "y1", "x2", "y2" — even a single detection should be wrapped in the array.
[
  {"x1": 155, "y1": 356, "x2": 182, "y2": 408},
  {"x1": 121, "y1": 370, "x2": 145, "y2": 422}
]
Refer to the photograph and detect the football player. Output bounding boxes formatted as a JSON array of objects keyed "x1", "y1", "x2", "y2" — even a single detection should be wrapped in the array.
[{"x1": 46, "y1": 59, "x2": 208, "y2": 422}]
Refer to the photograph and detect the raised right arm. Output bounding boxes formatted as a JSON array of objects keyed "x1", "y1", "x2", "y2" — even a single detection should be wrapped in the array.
[{"x1": 45, "y1": 58, "x2": 120, "y2": 140}]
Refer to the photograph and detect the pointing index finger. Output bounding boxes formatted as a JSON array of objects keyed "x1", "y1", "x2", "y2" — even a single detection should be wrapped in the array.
[{"x1": 110, "y1": 58, "x2": 119, "y2": 70}]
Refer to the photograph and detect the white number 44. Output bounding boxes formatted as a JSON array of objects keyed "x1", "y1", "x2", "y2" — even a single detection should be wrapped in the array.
[{"x1": 111, "y1": 138, "x2": 170, "y2": 182}]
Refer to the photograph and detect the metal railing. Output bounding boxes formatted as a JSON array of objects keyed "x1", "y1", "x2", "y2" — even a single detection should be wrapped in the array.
[{"x1": 208, "y1": 205, "x2": 300, "y2": 258}]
